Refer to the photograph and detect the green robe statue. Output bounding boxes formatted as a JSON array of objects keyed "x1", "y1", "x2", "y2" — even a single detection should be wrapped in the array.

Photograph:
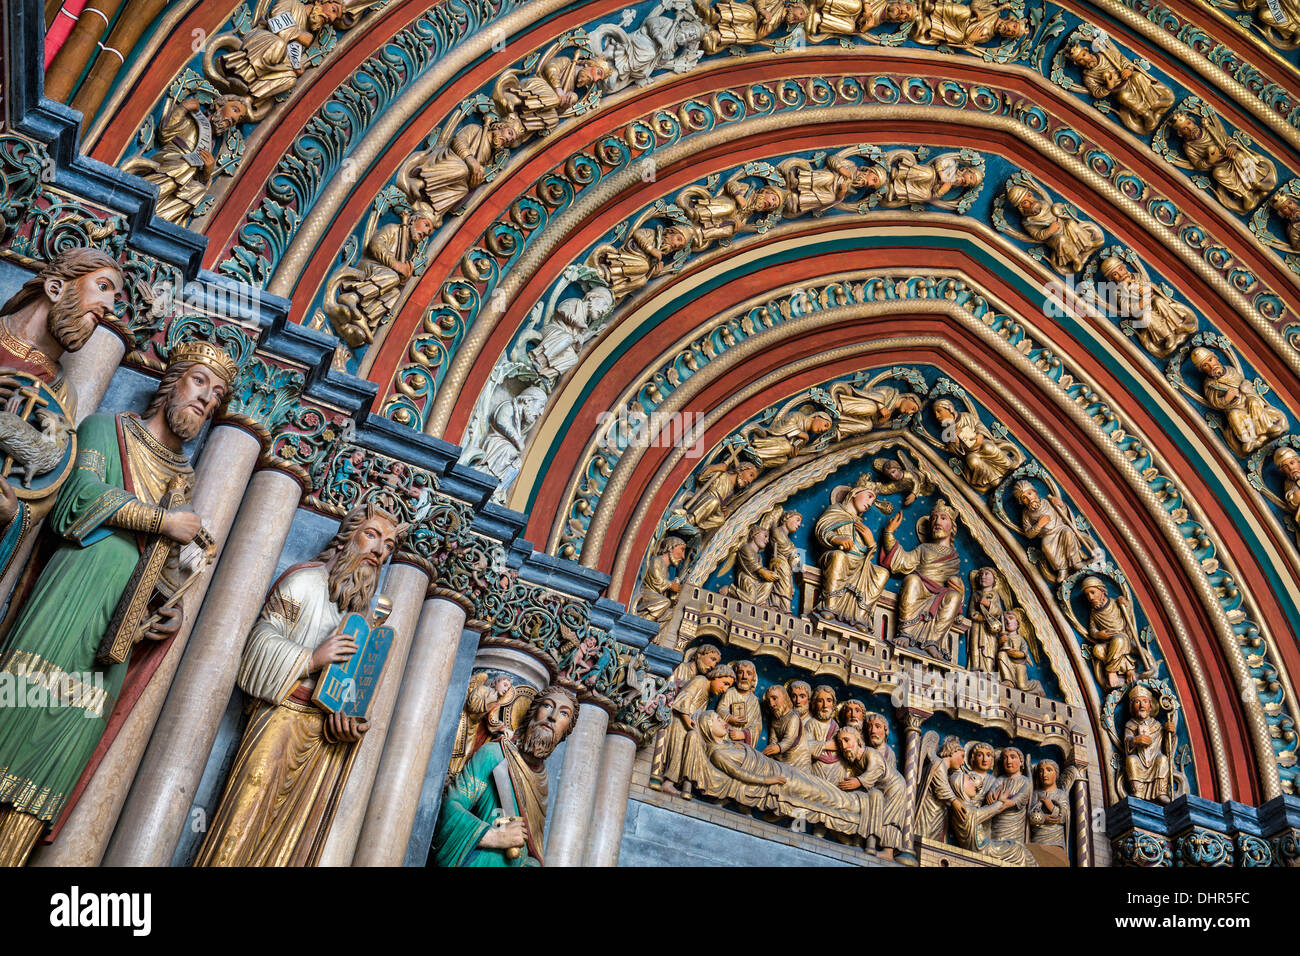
[
  {"x1": 0, "y1": 413, "x2": 191, "y2": 832},
  {"x1": 433, "y1": 739, "x2": 549, "y2": 867}
]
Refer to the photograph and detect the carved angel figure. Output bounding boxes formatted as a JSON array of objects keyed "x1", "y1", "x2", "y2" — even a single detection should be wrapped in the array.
[
  {"x1": 587, "y1": 1, "x2": 706, "y2": 92},
  {"x1": 1002, "y1": 175, "x2": 1105, "y2": 274},
  {"x1": 492, "y1": 44, "x2": 612, "y2": 141},
  {"x1": 448, "y1": 671, "x2": 523, "y2": 779},
  {"x1": 212, "y1": 0, "x2": 346, "y2": 106},
  {"x1": 750, "y1": 506, "x2": 804, "y2": 611},
  {"x1": 1012, "y1": 479, "x2": 1099, "y2": 583},
  {"x1": 677, "y1": 176, "x2": 783, "y2": 248},
  {"x1": 398, "y1": 116, "x2": 520, "y2": 228},
  {"x1": 741, "y1": 408, "x2": 835, "y2": 467},
  {"x1": 636, "y1": 535, "x2": 688, "y2": 621},
  {"x1": 464, "y1": 385, "x2": 548, "y2": 487},
  {"x1": 1064, "y1": 33, "x2": 1174, "y2": 137},
  {"x1": 324, "y1": 204, "x2": 435, "y2": 347},
  {"x1": 1169, "y1": 110, "x2": 1277, "y2": 214},
  {"x1": 928, "y1": 394, "x2": 1024, "y2": 492},
  {"x1": 777, "y1": 151, "x2": 883, "y2": 217},
  {"x1": 881, "y1": 150, "x2": 983, "y2": 208},
  {"x1": 517, "y1": 280, "x2": 616, "y2": 387},
  {"x1": 829, "y1": 377, "x2": 923, "y2": 438},
  {"x1": 1093, "y1": 254, "x2": 1197, "y2": 358},
  {"x1": 589, "y1": 223, "x2": 691, "y2": 298},
  {"x1": 911, "y1": 0, "x2": 1028, "y2": 47},
  {"x1": 872, "y1": 448, "x2": 936, "y2": 506},
  {"x1": 677, "y1": 458, "x2": 760, "y2": 531},
  {"x1": 125, "y1": 95, "x2": 252, "y2": 226},
  {"x1": 1187, "y1": 345, "x2": 1288, "y2": 457},
  {"x1": 808, "y1": 0, "x2": 915, "y2": 39},
  {"x1": 696, "y1": 0, "x2": 809, "y2": 53},
  {"x1": 721, "y1": 524, "x2": 780, "y2": 605}
]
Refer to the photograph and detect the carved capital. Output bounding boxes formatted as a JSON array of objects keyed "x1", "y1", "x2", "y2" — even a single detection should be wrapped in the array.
[
  {"x1": 1236, "y1": 833, "x2": 1274, "y2": 867},
  {"x1": 1172, "y1": 827, "x2": 1233, "y2": 867},
  {"x1": 223, "y1": 355, "x2": 308, "y2": 443},
  {"x1": 1112, "y1": 828, "x2": 1171, "y2": 867}
]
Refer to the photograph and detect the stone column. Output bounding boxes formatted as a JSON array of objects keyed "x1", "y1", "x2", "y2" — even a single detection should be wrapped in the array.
[
  {"x1": 98, "y1": 464, "x2": 303, "y2": 867},
  {"x1": 316, "y1": 560, "x2": 431, "y2": 866},
  {"x1": 582, "y1": 731, "x2": 638, "y2": 867},
  {"x1": 545, "y1": 702, "x2": 610, "y2": 866},
  {"x1": 61, "y1": 324, "x2": 128, "y2": 424},
  {"x1": 30, "y1": 424, "x2": 265, "y2": 867},
  {"x1": 898, "y1": 707, "x2": 931, "y2": 860},
  {"x1": 1071, "y1": 766, "x2": 1093, "y2": 868},
  {"x1": 350, "y1": 595, "x2": 471, "y2": 866}
]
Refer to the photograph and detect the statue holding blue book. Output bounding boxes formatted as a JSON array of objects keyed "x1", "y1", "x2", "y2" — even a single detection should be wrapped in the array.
[{"x1": 195, "y1": 500, "x2": 406, "y2": 867}]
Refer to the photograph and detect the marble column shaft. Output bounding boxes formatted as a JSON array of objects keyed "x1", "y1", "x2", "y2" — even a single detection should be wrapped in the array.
[
  {"x1": 582, "y1": 732, "x2": 638, "y2": 867},
  {"x1": 351, "y1": 596, "x2": 468, "y2": 866},
  {"x1": 899, "y1": 708, "x2": 930, "y2": 855},
  {"x1": 317, "y1": 560, "x2": 431, "y2": 866},
  {"x1": 1072, "y1": 774, "x2": 1093, "y2": 867},
  {"x1": 31, "y1": 423, "x2": 263, "y2": 867},
  {"x1": 99, "y1": 464, "x2": 302, "y2": 866},
  {"x1": 545, "y1": 702, "x2": 610, "y2": 867}
]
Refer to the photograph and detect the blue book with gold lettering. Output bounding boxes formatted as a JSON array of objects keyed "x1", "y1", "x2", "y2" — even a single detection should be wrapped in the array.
[{"x1": 311, "y1": 612, "x2": 394, "y2": 718}]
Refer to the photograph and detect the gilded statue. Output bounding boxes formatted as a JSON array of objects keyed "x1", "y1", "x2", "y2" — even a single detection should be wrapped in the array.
[
  {"x1": 676, "y1": 176, "x2": 783, "y2": 248},
  {"x1": 1064, "y1": 35, "x2": 1174, "y2": 136},
  {"x1": 0, "y1": 342, "x2": 236, "y2": 867},
  {"x1": 996, "y1": 608, "x2": 1042, "y2": 693},
  {"x1": 696, "y1": 0, "x2": 809, "y2": 53},
  {"x1": 881, "y1": 149, "x2": 984, "y2": 209},
  {"x1": 590, "y1": 222, "x2": 691, "y2": 298},
  {"x1": 811, "y1": 476, "x2": 890, "y2": 629},
  {"x1": 808, "y1": 0, "x2": 915, "y2": 39},
  {"x1": 1168, "y1": 110, "x2": 1277, "y2": 214},
  {"x1": 678, "y1": 459, "x2": 759, "y2": 531},
  {"x1": 1185, "y1": 345, "x2": 1288, "y2": 457},
  {"x1": 718, "y1": 659, "x2": 763, "y2": 746},
  {"x1": 911, "y1": 0, "x2": 1028, "y2": 47},
  {"x1": 966, "y1": 566, "x2": 1010, "y2": 673},
  {"x1": 324, "y1": 203, "x2": 436, "y2": 347},
  {"x1": 929, "y1": 395, "x2": 1023, "y2": 492},
  {"x1": 1028, "y1": 759, "x2": 1070, "y2": 855},
  {"x1": 587, "y1": 1, "x2": 707, "y2": 92},
  {"x1": 449, "y1": 671, "x2": 524, "y2": 779},
  {"x1": 721, "y1": 524, "x2": 779, "y2": 605},
  {"x1": 761, "y1": 683, "x2": 812, "y2": 772},
  {"x1": 196, "y1": 503, "x2": 404, "y2": 866},
  {"x1": 758, "y1": 507, "x2": 803, "y2": 611},
  {"x1": 1001, "y1": 175, "x2": 1105, "y2": 274},
  {"x1": 1080, "y1": 575, "x2": 1141, "y2": 689},
  {"x1": 1013, "y1": 479, "x2": 1099, "y2": 583},
  {"x1": 650, "y1": 643, "x2": 721, "y2": 788},
  {"x1": 433, "y1": 685, "x2": 579, "y2": 865},
  {"x1": 635, "y1": 535, "x2": 688, "y2": 621},
  {"x1": 872, "y1": 449, "x2": 935, "y2": 506},
  {"x1": 777, "y1": 151, "x2": 883, "y2": 217},
  {"x1": 1273, "y1": 446, "x2": 1300, "y2": 523},
  {"x1": 0, "y1": 249, "x2": 123, "y2": 589},
  {"x1": 128, "y1": 95, "x2": 252, "y2": 226},
  {"x1": 949, "y1": 741, "x2": 1035, "y2": 864},
  {"x1": 915, "y1": 734, "x2": 966, "y2": 842},
  {"x1": 1235, "y1": 0, "x2": 1300, "y2": 46},
  {"x1": 985, "y1": 747, "x2": 1032, "y2": 849},
  {"x1": 828, "y1": 377, "x2": 923, "y2": 438},
  {"x1": 1094, "y1": 254, "x2": 1197, "y2": 358},
  {"x1": 492, "y1": 44, "x2": 612, "y2": 141},
  {"x1": 1123, "y1": 684, "x2": 1174, "y2": 804},
  {"x1": 660, "y1": 663, "x2": 735, "y2": 796},
  {"x1": 398, "y1": 116, "x2": 520, "y2": 229},
  {"x1": 834, "y1": 725, "x2": 908, "y2": 859},
  {"x1": 881, "y1": 499, "x2": 964, "y2": 659},
  {"x1": 1267, "y1": 192, "x2": 1300, "y2": 251},
  {"x1": 806, "y1": 685, "x2": 843, "y2": 781},
  {"x1": 742, "y1": 408, "x2": 835, "y2": 467},
  {"x1": 214, "y1": 0, "x2": 347, "y2": 106}
]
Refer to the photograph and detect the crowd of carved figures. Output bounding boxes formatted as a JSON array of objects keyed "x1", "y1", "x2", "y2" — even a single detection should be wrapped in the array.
[
  {"x1": 640, "y1": 641, "x2": 1097, "y2": 865},
  {"x1": 632, "y1": 362, "x2": 1190, "y2": 822}
]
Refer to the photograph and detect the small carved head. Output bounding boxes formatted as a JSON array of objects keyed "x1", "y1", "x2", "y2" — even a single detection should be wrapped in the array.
[
  {"x1": 939, "y1": 735, "x2": 965, "y2": 766},
  {"x1": 1065, "y1": 43, "x2": 1097, "y2": 68},
  {"x1": 1170, "y1": 112, "x2": 1200, "y2": 139},
  {"x1": 1269, "y1": 192, "x2": 1300, "y2": 221},
  {"x1": 811, "y1": 685, "x2": 836, "y2": 720},
  {"x1": 835, "y1": 725, "x2": 866, "y2": 764},
  {"x1": 763, "y1": 683, "x2": 791, "y2": 716},
  {"x1": 694, "y1": 643, "x2": 722, "y2": 673},
  {"x1": 1128, "y1": 683, "x2": 1155, "y2": 718},
  {"x1": 1035, "y1": 758, "x2": 1058, "y2": 788},
  {"x1": 1273, "y1": 446, "x2": 1300, "y2": 479},
  {"x1": 1013, "y1": 479, "x2": 1039, "y2": 508},
  {"x1": 1189, "y1": 346, "x2": 1223, "y2": 378},
  {"x1": 734, "y1": 659, "x2": 757, "y2": 692},
  {"x1": 995, "y1": 17, "x2": 1028, "y2": 38},
  {"x1": 1000, "y1": 746, "x2": 1024, "y2": 776},
  {"x1": 839, "y1": 699, "x2": 867, "y2": 729},
  {"x1": 0, "y1": 247, "x2": 124, "y2": 354},
  {"x1": 787, "y1": 680, "x2": 811, "y2": 713},
  {"x1": 707, "y1": 663, "x2": 736, "y2": 696},
  {"x1": 865, "y1": 711, "x2": 889, "y2": 746},
  {"x1": 970, "y1": 741, "x2": 995, "y2": 772},
  {"x1": 1081, "y1": 576, "x2": 1109, "y2": 608},
  {"x1": 519, "y1": 684, "x2": 579, "y2": 759}
]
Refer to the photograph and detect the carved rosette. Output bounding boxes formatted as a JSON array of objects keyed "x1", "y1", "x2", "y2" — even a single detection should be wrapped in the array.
[{"x1": 1112, "y1": 828, "x2": 1172, "y2": 867}]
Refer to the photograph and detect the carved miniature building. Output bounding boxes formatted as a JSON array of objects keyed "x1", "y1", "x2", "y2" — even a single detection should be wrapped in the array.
[{"x1": 0, "y1": 0, "x2": 1296, "y2": 871}]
